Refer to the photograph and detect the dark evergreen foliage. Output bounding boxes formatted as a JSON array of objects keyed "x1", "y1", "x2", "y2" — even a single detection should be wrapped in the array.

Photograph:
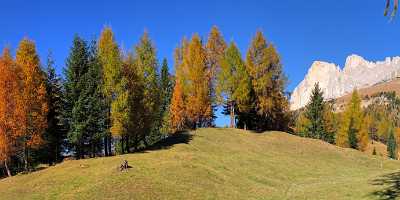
[
  {"x1": 159, "y1": 58, "x2": 174, "y2": 135},
  {"x1": 304, "y1": 83, "x2": 325, "y2": 139},
  {"x1": 64, "y1": 37, "x2": 107, "y2": 158},
  {"x1": 387, "y1": 127, "x2": 397, "y2": 159},
  {"x1": 37, "y1": 52, "x2": 67, "y2": 164}
]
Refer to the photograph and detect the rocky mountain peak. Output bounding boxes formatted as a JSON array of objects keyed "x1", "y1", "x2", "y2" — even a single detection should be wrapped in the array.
[
  {"x1": 344, "y1": 54, "x2": 367, "y2": 70},
  {"x1": 290, "y1": 55, "x2": 400, "y2": 110}
]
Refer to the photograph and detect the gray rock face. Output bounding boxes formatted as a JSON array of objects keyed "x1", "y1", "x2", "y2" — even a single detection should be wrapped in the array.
[{"x1": 290, "y1": 54, "x2": 400, "y2": 110}]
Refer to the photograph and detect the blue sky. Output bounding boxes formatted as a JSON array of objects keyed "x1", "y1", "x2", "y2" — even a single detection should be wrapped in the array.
[{"x1": 1, "y1": 0, "x2": 399, "y2": 126}]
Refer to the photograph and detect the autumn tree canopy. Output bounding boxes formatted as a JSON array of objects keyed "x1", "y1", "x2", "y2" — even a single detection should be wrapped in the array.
[{"x1": 16, "y1": 38, "x2": 48, "y2": 171}]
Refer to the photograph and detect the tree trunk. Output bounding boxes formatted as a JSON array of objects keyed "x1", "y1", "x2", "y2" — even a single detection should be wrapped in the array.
[
  {"x1": 104, "y1": 136, "x2": 109, "y2": 156},
  {"x1": 123, "y1": 136, "x2": 126, "y2": 154},
  {"x1": 105, "y1": 106, "x2": 111, "y2": 156},
  {"x1": 55, "y1": 144, "x2": 58, "y2": 164},
  {"x1": 4, "y1": 159, "x2": 11, "y2": 177},
  {"x1": 23, "y1": 144, "x2": 28, "y2": 172},
  {"x1": 125, "y1": 135, "x2": 130, "y2": 153},
  {"x1": 91, "y1": 143, "x2": 95, "y2": 158},
  {"x1": 230, "y1": 101, "x2": 235, "y2": 128},
  {"x1": 107, "y1": 134, "x2": 112, "y2": 156}
]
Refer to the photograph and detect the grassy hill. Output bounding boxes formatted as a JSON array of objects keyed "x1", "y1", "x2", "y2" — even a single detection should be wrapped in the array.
[{"x1": 0, "y1": 128, "x2": 399, "y2": 200}]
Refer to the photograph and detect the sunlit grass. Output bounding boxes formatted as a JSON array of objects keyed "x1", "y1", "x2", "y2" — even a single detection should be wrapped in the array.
[{"x1": 0, "y1": 128, "x2": 398, "y2": 199}]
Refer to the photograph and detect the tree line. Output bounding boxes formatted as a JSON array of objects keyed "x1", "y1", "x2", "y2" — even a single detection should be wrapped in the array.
[
  {"x1": 170, "y1": 28, "x2": 289, "y2": 133},
  {"x1": 0, "y1": 26, "x2": 290, "y2": 177},
  {"x1": 295, "y1": 83, "x2": 400, "y2": 159}
]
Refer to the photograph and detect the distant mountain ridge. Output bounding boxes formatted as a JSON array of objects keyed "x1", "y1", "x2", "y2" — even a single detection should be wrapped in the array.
[{"x1": 290, "y1": 54, "x2": 400, "y2": 110}]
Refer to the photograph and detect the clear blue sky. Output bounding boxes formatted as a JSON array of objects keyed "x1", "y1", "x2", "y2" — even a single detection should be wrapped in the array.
[{"x1": 1, "y1": 0, "x2": 399, "y2": 126}]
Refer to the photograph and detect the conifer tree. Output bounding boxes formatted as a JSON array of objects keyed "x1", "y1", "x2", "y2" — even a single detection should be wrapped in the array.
[
  {"x1": 108, "y1": 67, "x2": 128, "y2": 152},
  {"x1": 184, "y1": 34, "x2": 212, "y2": 128},
  {"x1": 364, "y1": 113, "x2": 378, "y2": 141},
  {"x1": 378, "y1": 116, "x2": 391, "y2": 142},
  {"x1": 16, "y1": 38, "x2": 48, "y2": 171},
  {"x1": 84, "y1": 40, "x2": 109, "y2": 157},
  {"x1": 206, "y1": 26, "x2": 227, "y2": 125},
  {"x1": 395, "y1": 128, "x2": 400, "y2": 158},
  {"x1": 129, "y1": 55, "x2": 146, "y2": 151},
  {"x1": 169, "y1": 79, "x2": 185, "y2": 133},
  {"x1": 98, "y1": 27, "x2": 122, "y2": 156},
  {"x1": 245, "y1": 31, "x2": 288, "y2": 131},
  {"x1": 387, "y1": 127, "x2": 397, "y2": 159},
  {"x1": 160, "y1": 58, "x2": 173, "y2": 134},
  {"x1": 348, "y1": 118, "x2": 358, "y2": 149},
  {"x1": 160, "y1": 58, "x2": 172, "y2": 113},
  {"x1": 41, "y1": 52, "x2": 66, "y2": 164},
  {"x1": 337, "y1": 90, "x2": 363, "y2": 148},
  {"x1": 357, "y1": 117, "x2": 370, "y2": 151},
  {"x1": 169, "y1": 42, "x2": 187, "y2": 133},
  {"x1": 206, "y1": 26, "x2": 227, "y2": 82},
  {"x1": 304, "y1": 83, "x2": 325, "y2": 139},
  {"x1": 323, "y1": 102, "x2": 337, "y2": 144},
  {"x1": 216, "y1": 42, "x2": 251, "y2": 128},
  {"x1": 64, "y1": 36, "x2": 90, "y2": 158},
  {"x1": 65, "y1": 38, "x2": 108, "y2": 158},
  {"x1": 295, "y1": 111, "x2": 310, "y2": 137},
  {"x1": 134, "y1": 31, "x2": 160, "y2": 145},
  {"x1": 0, "y1": 48, "x2": 22, "y2": 176}
]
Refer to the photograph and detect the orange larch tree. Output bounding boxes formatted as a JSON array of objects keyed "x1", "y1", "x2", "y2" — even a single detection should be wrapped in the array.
[
  {"x1": 16, "y1": 38, "x2": 48, "y2": 171},
  {"x1": 184, "y1": 34, "x2": 212, "y2": 128},
  {"x1": 169, "y1": 79, "x2": 186, "y2": 133},
  {"x1": 0, "y1": 48, "x2": 23, "y2": 176},
  {"x1": 168, "y1": 41, "x2": 188, "y2": 133},
  {"x1": 205, "y1": 26, "x2": 227, "y2": 126}
]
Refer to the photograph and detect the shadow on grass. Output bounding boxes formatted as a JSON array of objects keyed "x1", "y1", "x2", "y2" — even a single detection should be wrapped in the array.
[
  {"x1": 370, "y1": 171, "x2": 400, "y2": 200},
  {"x1": 33, "y1": 166, "x2": 48, "y2": 172},
  {"x1": 141, "y1": 131, "x2": 193, "y2": 152}
]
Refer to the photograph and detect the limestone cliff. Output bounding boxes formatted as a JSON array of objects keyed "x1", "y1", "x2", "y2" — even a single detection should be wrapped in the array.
[{"x1": 290, "y1": 55, "x2": 400, "y2": 110}]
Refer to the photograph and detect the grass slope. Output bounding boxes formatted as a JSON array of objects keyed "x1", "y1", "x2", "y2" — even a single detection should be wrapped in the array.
[{"x1": 0, "y1": 128, "x2": 399, "y2": 200}]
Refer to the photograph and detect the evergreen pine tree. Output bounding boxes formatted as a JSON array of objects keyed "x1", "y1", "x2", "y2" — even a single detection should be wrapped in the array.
[
  {"x1": 64, "y1": 36, "x2": 91, "y2": 158},
  {"x1": 160, "y1": 58, "x2": 173, "y2": 134},
  {"x1": 160, "y1": 58, "x2": 172, "y2": 113},
  {"x1": 304, "y1": 83, "x2": 325, "y2": 139},
  {"x1": 387, "y1": 127, "x2": 397, "y2": 159},
  {"x1": 84, "y1": 40, "x2": 109, "y2": 157},
  {"x1": 64, "y1": 37, "x2": 108, "y2": 158},
  {"x1": 40, "y1": 52, "x2": 66, "y2": 164}
]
